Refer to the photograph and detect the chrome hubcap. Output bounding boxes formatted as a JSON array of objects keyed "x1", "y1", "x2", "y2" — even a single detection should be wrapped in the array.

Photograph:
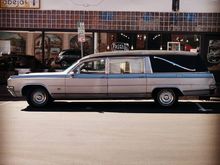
[
  {"x1": 159, "y1": 90, "x2": 174, "y2": 106},
  {"x1": 33, "y1": 91, "x2": 47, "y2": 104}
]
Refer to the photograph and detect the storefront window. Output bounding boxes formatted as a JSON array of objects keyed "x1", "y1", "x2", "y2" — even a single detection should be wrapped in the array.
[
  {"x1": 207, "y1": 40, "x2": 220, "y2": 65},
  {"x1": 206, "y1": 39, "x2": 220, "y2": 73},
  {"x1": 70, "y1": 34, "x2": 93, "y2": 56},
  {"x1": 171, "y1": 34, "x2": 200, "y2": 52},
  {"x1": 99, "y1": 33, "x2": 147, "y2": 52},
  {"x1": 0, "y1": 32, "x2": 25, "y2": 55},
  {"x1": 97, "y1": 33, "x2": 200, "y2": 52},
  {"x1": 34, "y1": 34, "x2": 62, "y2": 62}
]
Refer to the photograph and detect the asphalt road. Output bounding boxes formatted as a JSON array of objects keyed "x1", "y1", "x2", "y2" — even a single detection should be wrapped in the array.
[{"x1": 0, "y1": 100, "x2": 220, "y2": 165}]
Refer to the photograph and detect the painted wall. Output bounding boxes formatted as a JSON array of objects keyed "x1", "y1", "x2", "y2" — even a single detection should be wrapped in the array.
[{"x1": 41, "y1": 0, "x2": 220, "y2": 12}]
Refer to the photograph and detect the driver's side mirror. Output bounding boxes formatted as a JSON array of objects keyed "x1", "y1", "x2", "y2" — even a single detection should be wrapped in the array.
[
  {"x1": 73, "y1": 69, "x2": 79, "y2": 74},
  {"x1": 70, "y1": 69, "x2": 79, "y2": 76}
]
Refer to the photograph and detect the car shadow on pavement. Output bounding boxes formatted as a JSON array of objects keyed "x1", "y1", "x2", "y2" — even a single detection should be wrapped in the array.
[
  {"x1": 21, "y1": 101, "x2": 220, "y2": 114},
  {"x1": 0, "y1": 97, "x2": 25, "y2": 101}
]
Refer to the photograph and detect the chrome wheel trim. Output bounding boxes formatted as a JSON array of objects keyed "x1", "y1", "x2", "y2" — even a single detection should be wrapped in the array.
[
  {"x1": 32, "y1": 91, "x2": 47, "y2": 105},
  {"x1": 158, "y1": 90, "x2": 174, "y2": 106}
]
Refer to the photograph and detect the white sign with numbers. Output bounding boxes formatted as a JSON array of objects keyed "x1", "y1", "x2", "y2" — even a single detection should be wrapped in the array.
[
  {"x1": 0, "y1": 0, "x2": 40, "y2": 9},
  {"x1": 77, "y1": 22, "x2": 86, "y2": 43}
]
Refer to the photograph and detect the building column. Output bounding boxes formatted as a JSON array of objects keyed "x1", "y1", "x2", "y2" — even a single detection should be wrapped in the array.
[
  {"x1": 94, "y1": 32, "x2": 98, "y2": 53},
  {"x1": 26, "y1": 32, "x2": 34, "y2": 55},
  {"x1": 63, "y1": 33, "x2": 70, "y2": 50},
  {"x1": 41, "y1": 31, "x2": 45, "y2": 64}
]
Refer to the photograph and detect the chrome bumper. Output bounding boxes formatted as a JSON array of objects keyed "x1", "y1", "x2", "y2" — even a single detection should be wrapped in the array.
[
  {"x1": 209, "y1": 84, "x2": 217, "y2": 95},
  {"x1": 7, "y1": 86, "x2": 16, "y2": 97}
]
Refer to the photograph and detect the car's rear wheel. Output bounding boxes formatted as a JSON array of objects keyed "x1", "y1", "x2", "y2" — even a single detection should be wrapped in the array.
[
  {"x1": 154, "y1": 89, "x2": 178, "y2": 107},
  {"x1": 27, "y1": 88, "x2": 50, "y2": 108}
]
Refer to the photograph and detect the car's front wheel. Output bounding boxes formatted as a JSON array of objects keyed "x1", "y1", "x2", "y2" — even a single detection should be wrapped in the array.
[
  {"x1": 154, "y1": 89, "x2": 178, "y2": 107},
  {"x1": 27, "y1": 88, "x2": 51, "y2": 108}
]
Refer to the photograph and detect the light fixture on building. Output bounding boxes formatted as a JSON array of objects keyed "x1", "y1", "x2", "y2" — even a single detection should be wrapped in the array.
[
  {"x1": 137, "y1": 34, "x2": 143, "y2": 40},
  {"x1": 131, "y1": 45, "x2": 134, "y2": 50},
  {"x1": 153, "y1": 34, "x2": 160, "y2": 40},
  {"x1": 111, "y1": 35, "x2": 114, "y2": 41},
  {"x1": 107, "y1": 45, "x2": 110, "y2": 50}
]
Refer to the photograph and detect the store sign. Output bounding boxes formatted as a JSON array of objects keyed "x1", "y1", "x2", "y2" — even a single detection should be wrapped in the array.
[
  {"x1": 0, "y1": 0, "x2": 40, "y2": 9},
  {"x1": 77, "y1": 22, "x2": 85, "y2": 43},
  {"x1": 111, "y1": 42, "x2": 129, "y2": 51}
]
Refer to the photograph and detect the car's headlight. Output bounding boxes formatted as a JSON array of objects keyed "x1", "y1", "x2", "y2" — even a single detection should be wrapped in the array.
[{"x1": 7, "y1": 86, "x2": 14, "y2": 90}]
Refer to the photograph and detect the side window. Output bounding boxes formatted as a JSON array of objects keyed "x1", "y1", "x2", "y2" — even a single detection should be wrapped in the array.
[
  {"x1": 78, "y1": 59, "x2": 105, "y2": 74},
  {"x1": 150, "y1": 56, "x2": 196, "y2": 72},
  {"x1": 109, "y1": 58, "x2": 144, "y2": 74}
]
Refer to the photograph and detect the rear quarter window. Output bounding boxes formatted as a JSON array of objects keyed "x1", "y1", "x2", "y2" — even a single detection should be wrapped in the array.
[{"x1": 150, "y1": 55, "x2": 208, "y2": 73}]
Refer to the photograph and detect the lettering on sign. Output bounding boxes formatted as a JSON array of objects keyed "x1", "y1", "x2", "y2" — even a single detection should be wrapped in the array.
[
  {"x1": 77, "y1": 22, "x2": 86, "y2": 43},
  {"x1": 0, "y1": 0, "x2": 40, "y2": 9},
  {"x1": 111, "y1": 42, "x2": 129, "y2": 51}
]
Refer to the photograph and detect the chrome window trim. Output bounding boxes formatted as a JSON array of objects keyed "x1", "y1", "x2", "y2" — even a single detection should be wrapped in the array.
[{"x1": 145, "y1": 56, "x2": 153, "y2": 73}]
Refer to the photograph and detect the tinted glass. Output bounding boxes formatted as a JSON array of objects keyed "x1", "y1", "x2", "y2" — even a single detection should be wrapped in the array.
[{"x1": 150, "y1": 55, "x2": 208, "y2": 73}]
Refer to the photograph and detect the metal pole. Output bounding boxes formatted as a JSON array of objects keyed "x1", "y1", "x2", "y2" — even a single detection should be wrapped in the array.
[
  {"x1": 80, "y1": 42, "x2": 83, "y2": 58},
  {"x1": 94, "y1": 32, "x2": 98, "y2": 53},
  {"x1": 42, "y1": 30, "x2": 45, "y2": 65}
]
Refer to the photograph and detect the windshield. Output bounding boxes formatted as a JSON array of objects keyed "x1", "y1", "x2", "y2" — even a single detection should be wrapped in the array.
[
  {"x1": 63, "y1": 60, "x2": 80, "y2": 74},
  {"x1": 58, "y1": 50, "x2": 66, "y2": 56}
]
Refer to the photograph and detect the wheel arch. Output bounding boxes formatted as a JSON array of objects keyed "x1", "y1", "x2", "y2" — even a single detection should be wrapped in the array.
[
  {"x1": 152, "y1": 87, "x2": 183, "y2": 98},
  {"x1": 22, "y1": 85, "x2": 50, "y2": 97}
]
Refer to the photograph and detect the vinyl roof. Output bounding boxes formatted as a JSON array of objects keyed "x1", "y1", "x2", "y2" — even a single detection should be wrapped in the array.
[{"x1": 82, "y1": 50, "x2": 198, "y2": 60}]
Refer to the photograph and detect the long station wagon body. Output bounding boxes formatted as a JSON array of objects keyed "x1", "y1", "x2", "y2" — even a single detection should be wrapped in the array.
[{"x1": 7, "y1": 50, "x2": 216, "y2": 107}]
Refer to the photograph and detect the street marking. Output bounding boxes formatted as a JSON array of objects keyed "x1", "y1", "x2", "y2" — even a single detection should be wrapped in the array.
[{"x1": 195, "y1": 103, "x2": 212, "y2": 112}]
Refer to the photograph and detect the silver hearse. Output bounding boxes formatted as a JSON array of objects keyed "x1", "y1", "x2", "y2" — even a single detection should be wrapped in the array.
[{"x1": 7, "y1": 50, "x2": 216, "y2": 107}]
